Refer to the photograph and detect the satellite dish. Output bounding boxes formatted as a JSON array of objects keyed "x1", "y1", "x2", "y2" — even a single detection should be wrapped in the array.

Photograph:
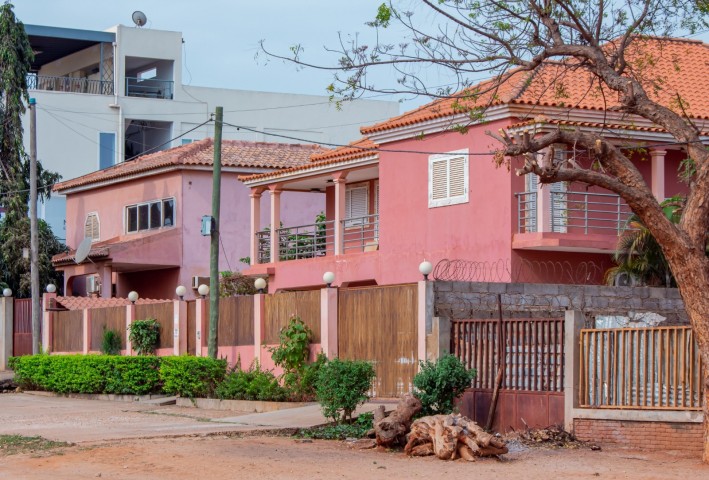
[
  {"x1": 132, "y1": 11, "x2": 147, "y2": 27},
  {"x1": 74, "y1": 237, "x2": 93, "y2": 264}
]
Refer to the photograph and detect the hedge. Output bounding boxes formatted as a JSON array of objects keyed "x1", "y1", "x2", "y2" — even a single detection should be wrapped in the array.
[{"x1": 159, "y1": 356, "x2": 227, "y2": 398}]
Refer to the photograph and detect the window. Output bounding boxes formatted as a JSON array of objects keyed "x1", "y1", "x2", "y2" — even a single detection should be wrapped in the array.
[
  {"x1": 344, "y1": 183, "x2": 369, "y2": 226},
  {"x1": 428, "y1": 149, "x2": 468, "y2": 208},
  {"x1": 126, "y1": 198, "x2": 175, "y2": 233},
  {"x1": 181, "y1": 138, "x2": 194, "y2": 145},
  {"x1": 99, "y1": 132, "x2": 116, "y2": 170},
  {"x1": 84, "y1": 213, "x2": 100, "y2": 241}
]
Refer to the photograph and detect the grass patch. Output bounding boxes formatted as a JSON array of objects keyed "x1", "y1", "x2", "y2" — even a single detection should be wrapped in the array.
[
  {"x1": 0, "y1": 435, "x2": 69, "y2": 456},
  {"x1": 297, "y1": 412, "x2": 373, "y2": 440}
]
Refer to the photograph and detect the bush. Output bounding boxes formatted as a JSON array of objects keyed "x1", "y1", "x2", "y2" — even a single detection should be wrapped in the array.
[
  {"x1": 284, "y1": 352, "x2": 328, "y2": 401},
  {"x1": 101, "y1": 329, "x2": 122, "y2": 355},
  {"x1": 315, "y1": 358, "x2": 375, "y2": 423},
  {"x1": 413, "y1": 354, "x2": 476, "y2": 415},
  {"x1": 9, "y1": 354, "x2": 160, "y2": 395},
  {"x1": 128, "y1": 319, "x2": 160, "y2": 355},
  {"x1": 269, "y1": 316, "x2": 312, "y2": 373},
  {"x1": 299, "y1": 412, "x2": 373, "y2": 440},
  {"x1": 159, "y1": 356, "x2": 227, "y2": 398},
  {"x1": 216, "y1": 361, "x2": 287, "y2": 401}
]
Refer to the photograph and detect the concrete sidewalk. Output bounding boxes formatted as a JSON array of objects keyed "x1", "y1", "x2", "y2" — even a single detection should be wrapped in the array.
[{"x1": 0, "y1": 370, "x2": 13, "y2": 382}]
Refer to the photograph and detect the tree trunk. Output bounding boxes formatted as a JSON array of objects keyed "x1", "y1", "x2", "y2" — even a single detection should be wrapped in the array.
[{"x1": 374, "y1": 393, "x2": 422, "y2": 447}]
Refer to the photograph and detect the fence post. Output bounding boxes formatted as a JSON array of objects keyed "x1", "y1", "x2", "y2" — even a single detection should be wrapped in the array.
[
  {"x1": 564, "y1": 310, "x2": 585, "y2": 432},
  {"x1": 82, "y1": 308, "x2": 91, "y2": 354},
  {"x1": 173, "y1": 300, "x2": 187, "y2": 355},
  {"x1": 42, "y1": 292, "x2": 55, "y2": 354},
  {"x1": 418, "y1": 280, "x2": 434, "y2": 367},
  {"x1": 320, "y1": 287, "x2": 338, "y2": 358},
  {"x1": 0, "y1": 296, "x2": 13, "y2": 370},
  {"x1": 125, "y1": 303, "x2": 135, "y2": 355},
  {"x1": 253, "y1": 293, "x2": 266, "y2": 363},
  {"x1": 195, "y1": 298, "x2": 206, "y2": 357}
]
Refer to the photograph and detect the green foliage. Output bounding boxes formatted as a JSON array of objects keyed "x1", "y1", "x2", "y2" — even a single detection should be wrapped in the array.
[
  {"x1": 215, "y1": 361, "x2": 287, "y2": 401},
  {"x1": 128, "y1": 319, "x2": 160, "y2": 355},
  {"x1": 159, "y1": 356, "x2": 227, "y2": 398},
  {"x1": 298, "y1": 412, "x2": 373, "y2": 440},
  {"x1": 269, "y1": 316, "x2": 312, "y2": 373},
  {"x1": 100, "y1": 329, "x2": 121, "y2": 355},
  {"x1": 413, "y1": 354, "x2": 476, "y2": 415},
  {"x1": 0, "y1": 435, "x2": 68, "y2": 455},
  {"x1": 219, "y1": 270, "x2": 257, "y2": 296},
  {"x1": 315, "y1": 358, "x2": 375, "y2": 423},
  {"x1": 9, "y1": 354, "x2": 161, "y2": 395},
  {"x1": 283, "y1": 351, "x2": 328, "y2": 402}
]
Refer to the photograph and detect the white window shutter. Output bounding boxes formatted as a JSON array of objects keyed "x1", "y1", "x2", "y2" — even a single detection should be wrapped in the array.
[
  {"x1": 431, "y1": 159, "x2": 448, "y2": 201},
  {"x1": 448, "y1": 157, "x2": 466, "y2": 198},
  {"x1": 345, "y1": 184, "x2": 369, "y2": 225},
  {"x1": 84, "y1": 213, "x2": 99, "y2": 241}
]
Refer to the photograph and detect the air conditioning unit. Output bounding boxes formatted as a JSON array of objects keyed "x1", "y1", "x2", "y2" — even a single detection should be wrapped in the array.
[
  {"x1": 192, "y1": 276, "x2": 210, "y2": 289},
  {"x1": 86, "y1": 275, "x2": 100, "y2": 294}
]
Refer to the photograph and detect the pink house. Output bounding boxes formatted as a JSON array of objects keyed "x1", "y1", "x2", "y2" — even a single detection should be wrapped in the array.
[
  {"x1": 240, "y1": 37, "x2": 698, "y2": 291},
  {"x1": 52, "y1": 139, "x2": 326, "y2": 299}
]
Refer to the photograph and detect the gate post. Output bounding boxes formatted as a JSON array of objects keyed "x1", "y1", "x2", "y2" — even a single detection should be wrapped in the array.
[
  {"x1": 0, "y1": 296, "x2": 13, "y2": 370},
  {"x1": 418, "y1": 281, "x2": 434, "y2": 366},
  {"x1": 253, "y1": 293, "x2": 266, "y2": 363},
  {"x1": 195, "y1": 298, "x2": 206, "y2": 357},
  {"x1": 82, "y1": 308, "x2": 91, "y2": 354},
  {"x1": 564, "y1": 310, "x2": 585, "y2": 432},
  {"x1": 125, "y1": 303, "x2": 135, "y2": 355},
  {"x1": 42, "y1": 292, "x2": 56, "y2": 354},
  {"x1": 320, "y1": 287, "x2": 338, "y2": 358},
  {"x1": 173, "y1": 300, "x2": 187, "y2": 355}
]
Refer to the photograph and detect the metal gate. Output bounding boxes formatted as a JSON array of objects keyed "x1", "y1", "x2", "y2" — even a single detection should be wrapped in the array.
[
  {"x1": 13, "y1": 298, "x2": 33, "y2": 356},
  {"x1": 338, "y1": 284, "x2": 418, "y2": 398}
]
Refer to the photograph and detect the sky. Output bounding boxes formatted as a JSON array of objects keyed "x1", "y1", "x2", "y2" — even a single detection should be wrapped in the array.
[{"x1": 13, "y1": 0, "x2": 424, "y2": 106}]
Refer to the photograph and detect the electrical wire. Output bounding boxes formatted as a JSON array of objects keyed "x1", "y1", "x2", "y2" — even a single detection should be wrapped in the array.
[{"x1": 219, "y1": 234, "x2": 233, "y2": 272}]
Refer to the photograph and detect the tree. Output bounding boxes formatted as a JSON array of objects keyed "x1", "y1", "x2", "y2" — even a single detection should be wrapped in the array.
[{"x1": 265, "y1": 1, "x2": 709, "y2": 460}]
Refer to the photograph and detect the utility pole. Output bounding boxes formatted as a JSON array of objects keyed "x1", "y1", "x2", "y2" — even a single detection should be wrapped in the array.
[
  {"x1": 29, "y1": 98, "x2": 40, "y2": 355},
  {"x1": 208, "y1": 106, "x2": 223, "y2": 359}
]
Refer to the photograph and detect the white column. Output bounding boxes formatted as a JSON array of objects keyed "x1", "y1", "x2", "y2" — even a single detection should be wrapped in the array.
[
  {"x1": 249, "y1": 189, "x2": 262, "y2": 265},
  {"x1": 269, "y1": 186, "x2": 281, "y2": 263},
  {"x1": 320, "y1": 288, "x2": 338, "y2": 358},
  {"x1": 650, "y1": 149, "x2": 667, "y2": 201},
  {"x1": 333, "y1": 177, "x2": 347, "y2": 255}
]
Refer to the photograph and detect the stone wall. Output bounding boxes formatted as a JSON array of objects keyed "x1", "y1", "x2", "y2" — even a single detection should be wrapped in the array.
[{"x1": 574, "y1": 418, "x2": 702, "y2": 454}]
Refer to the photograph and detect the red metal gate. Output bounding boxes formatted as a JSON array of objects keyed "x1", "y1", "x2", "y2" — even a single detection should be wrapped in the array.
[{"x1": 13, "y1": 298, "x2": 33, "y2": 356}]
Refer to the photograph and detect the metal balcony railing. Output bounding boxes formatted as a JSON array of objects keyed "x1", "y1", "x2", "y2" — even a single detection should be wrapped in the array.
[
  {"x1": 125, "y1": 77, "x2": 174, "y2": 99},
  {"x1": 342, "y1": 214, "x2": 379, "y2": 252},
  {"x1": 27, "y1": 74, "x2": 114, "y2": 95},
  {"x1": 516, "y1": 191, "x2": 633, "y2": 235}
]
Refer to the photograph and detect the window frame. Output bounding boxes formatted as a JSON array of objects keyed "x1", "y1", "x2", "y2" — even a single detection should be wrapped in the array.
[
  {"x1": 344, "y1": 182, "x2": 370, "y2": 227},
  {"x1": 125, "y1": 197, "x2": 176, "y2": 234},
  {"x1": 428, "y1": 149, "x2": 469, "y2": 208}
]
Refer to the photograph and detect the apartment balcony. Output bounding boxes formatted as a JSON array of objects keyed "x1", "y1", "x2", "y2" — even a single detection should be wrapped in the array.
[
  {"x1": 125, "y1": 77, "x2": 174, "y2": 100},
  {"x1": 513, "y1": 190, "x2": 633, "y2": 253},
  {"x1": 255, "y1": 214, "x2": 379, "y2": 264},
  {"x1": 27, "y1": 74, "x2": 114, "y2": 95}
]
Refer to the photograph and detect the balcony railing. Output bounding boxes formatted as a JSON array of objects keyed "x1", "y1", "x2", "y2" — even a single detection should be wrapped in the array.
[
  {"x1": 516, "y1": 191, "x2": 634, "y2": 235},
  {"x1": 27, "y1": 74, "x2": 113, "y2": 95},
  {"x1": 125, "y1": 77, "x2": 174, "y2": 99},
  {"x1": 255, "y1": 214, "x2": 379, "y2": 263}
]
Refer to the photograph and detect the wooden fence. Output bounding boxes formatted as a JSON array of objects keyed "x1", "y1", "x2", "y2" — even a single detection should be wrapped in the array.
[
  {"x1": 135, "y1": 302, "x2": 174, "y2": 349},
  {"x1": 52, "y1": 310, "x2": 83, "y2": 353},
  {"x1": 187, "y1": 300, "x2": 197, "y2": 353},
  {"x1": 580, "y1": 326, "x2": 704, "y2": 410},
  {"x1": 218, "y1": 296, "x2": 254, "y2": 346},
  {"x1": 451, "y1": 318, "x2": 565, "y2": 392},
  {"x1": 90, "y1": 306, "x2": 126, "y2": 351},
  {"x1": 13, "y1": 298, "x2": 32, "y2": 356},
  {"x1": 264, "y1": 290, "x2": 321, "y2": 344}
]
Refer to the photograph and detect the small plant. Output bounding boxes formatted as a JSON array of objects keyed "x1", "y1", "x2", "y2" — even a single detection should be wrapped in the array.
[
  {"x1": 315, "y1": 358, "x2": 375, "y2": 424},
  {"x1": 101, "y1": 328, "x2": 122, "y2": 355},
  {"x1": 128, "y1": 318, "x2": 160, "y2": 355},
  {"x1": 413, "y1": 354, "x2": 476, "y2": 415},
  {"x1": 219, "y1": 270, "x2": 257, "y2": 296},
  {"x1": 216, "y1": 361, "x2": 287, "y2": 402},
  {"x1": 160, "y1": 356, "x2": 227, "y2": 398},
  {"x1": 269, "y1": 316, "x2": 312, "y2": 373},
  {"x1": 298, "y1": 412, "x2": 373, "y2": 440}
]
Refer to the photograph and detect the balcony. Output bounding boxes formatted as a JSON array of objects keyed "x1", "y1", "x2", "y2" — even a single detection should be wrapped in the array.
[
  {"x1": 514, "y1": 191, "x2": 634, "y2": 253},
  {"x1": 27, "y1": 74, "x2": 114, "y2": 95},
  {"x1": 256, "y1": 214, "x2": 379, "y2": 263},
  {"x1": 125, "y1": 77, "x2": 174, "y2": 100}
]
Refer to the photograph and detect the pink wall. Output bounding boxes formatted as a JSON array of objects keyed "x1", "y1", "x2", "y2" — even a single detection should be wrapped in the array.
[{"x1": 665, "y1": 150, "x2": 690, "y2": 198}]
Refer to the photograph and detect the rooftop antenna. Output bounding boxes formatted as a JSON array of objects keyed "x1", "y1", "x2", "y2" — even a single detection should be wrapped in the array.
[{"x1": 132, "y1": 11, "x2": 147, "y2": 28}]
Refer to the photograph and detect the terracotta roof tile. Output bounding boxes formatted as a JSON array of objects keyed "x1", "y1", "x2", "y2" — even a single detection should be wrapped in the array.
[
  {"x1": 54, "y1": 138, "x2": 328, "y2": 191},
  {"x1": 240, "y1": 138, "x2": 378, "y2": 183},
  {"x1": 362, "y1": 37, "x2": 709, "y2": 134},
  {"x1": 53, "y1": 296, "x2": 171, "y2": 310},
  {"x1": 508, "y1": 117, "x2": 709, "y2": 136}
]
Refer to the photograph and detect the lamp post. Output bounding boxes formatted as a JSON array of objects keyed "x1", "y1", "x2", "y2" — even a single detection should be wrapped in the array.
[
  {"x1": 128, "y1": 291, "x2": 139, "y2": 304},
  {"x1": 198, "y1": 284, "x2": 209, "y2": 299},
  {"x1": 323, "y1": 271, "x2": 335, "y2": 288},
  {"x1": 46, "y1": 284, "x2": 57, "y2": 294},
  {"x1": 419, "y1": 260, "x2": 433, "y2": 281},
  {"x1": 176, "y1": 285, "x2": 186, "y2": 300},
  {"x1": 2, "y1": 288, "x2": 12, "y2": 298},
  {"x1": 254, "y1": 278, "x2": 266, "y2": 294}
]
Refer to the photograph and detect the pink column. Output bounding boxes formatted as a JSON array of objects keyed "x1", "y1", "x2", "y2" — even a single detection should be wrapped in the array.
[
  {"x1": 100, "y1": 265, "x2": 113, "y2": 298},
  {"x1": 253, "y1": 293, "x2": 266, "y2": 362},
  {"x1": 333, "y1": 175, "x2": 348, "y2": 255},
  {"x1": 42, "y1": 292, "x2": 56, "y2": 353},
  {"x1": 320, "y1": 287, "x2": 338, "y2": 358},
  {"x1": 125, "y1": 303, "x2": 135, "y2": 355},
  {"x1": 269, "y1": 186, "x2": 282, "y2": 263},
  {"x1": 417, "y1": 281, "x2": 427, "y2": 367},
  {"x1": 650, "y1": 149, "x2": 667, "y2": 201},
  {"x1": 195, "y1": 298, "x2": 206, "y2": 356},
  {"x1": 82, "y1": 308, "x2": 92, "y2": 354},
  {"x1": 250, "y1": 189, "x2": 263, "y2": 265},
  {"x1": 173, "y1": 300, "x2": 187, "y2": 355}
]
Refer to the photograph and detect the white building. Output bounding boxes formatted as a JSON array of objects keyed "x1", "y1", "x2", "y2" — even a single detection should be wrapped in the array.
[{"x1": 22, "y1": 23, "x2": 399, "y2": 241}]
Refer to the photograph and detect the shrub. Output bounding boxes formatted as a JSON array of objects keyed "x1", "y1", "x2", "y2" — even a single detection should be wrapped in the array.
[
  {"x1": 128, "y1": 319, "x2": 160, "y2": 355},
  {"x1": 101, "y1": 329, "x2": 122, "y2": 355},
  {"x1": 299, "y1": 412, "x2": 374, "y2": 440},
  {"x1": 413, "y1": 354, "x2": 476, "y2": 415},
  {"x1": 284, "y1": 352, "x2": 328, "y2": 401},
  {"x1": 9, "y1": 355, "x2": 160, "y2": 395},
  {"x1": 216, "y1": 361, "x2": 287, "y2": 402},
  {"x1": 315, "y1": 358, "x2": 375, "y2": 423},
  {"x1": 159, "y1": 356, "x2": 227, "y2": 398},
  {"x1": 269, "y1": 316, "x2": 312, "y2": 373}
]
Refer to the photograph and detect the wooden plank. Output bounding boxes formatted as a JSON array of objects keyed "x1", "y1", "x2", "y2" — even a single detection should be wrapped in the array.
[
  {"x1": 90, "y1": 306, "x2": 127, "y2": 351},
  {"x1": 52, "y1": 310, "x2": 83, "y2": 352}
]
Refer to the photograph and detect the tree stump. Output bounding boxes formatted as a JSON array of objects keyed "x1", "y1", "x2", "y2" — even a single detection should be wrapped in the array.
[{"x1": 374, "y1": 393, "x2": 422, "y2": 447}]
